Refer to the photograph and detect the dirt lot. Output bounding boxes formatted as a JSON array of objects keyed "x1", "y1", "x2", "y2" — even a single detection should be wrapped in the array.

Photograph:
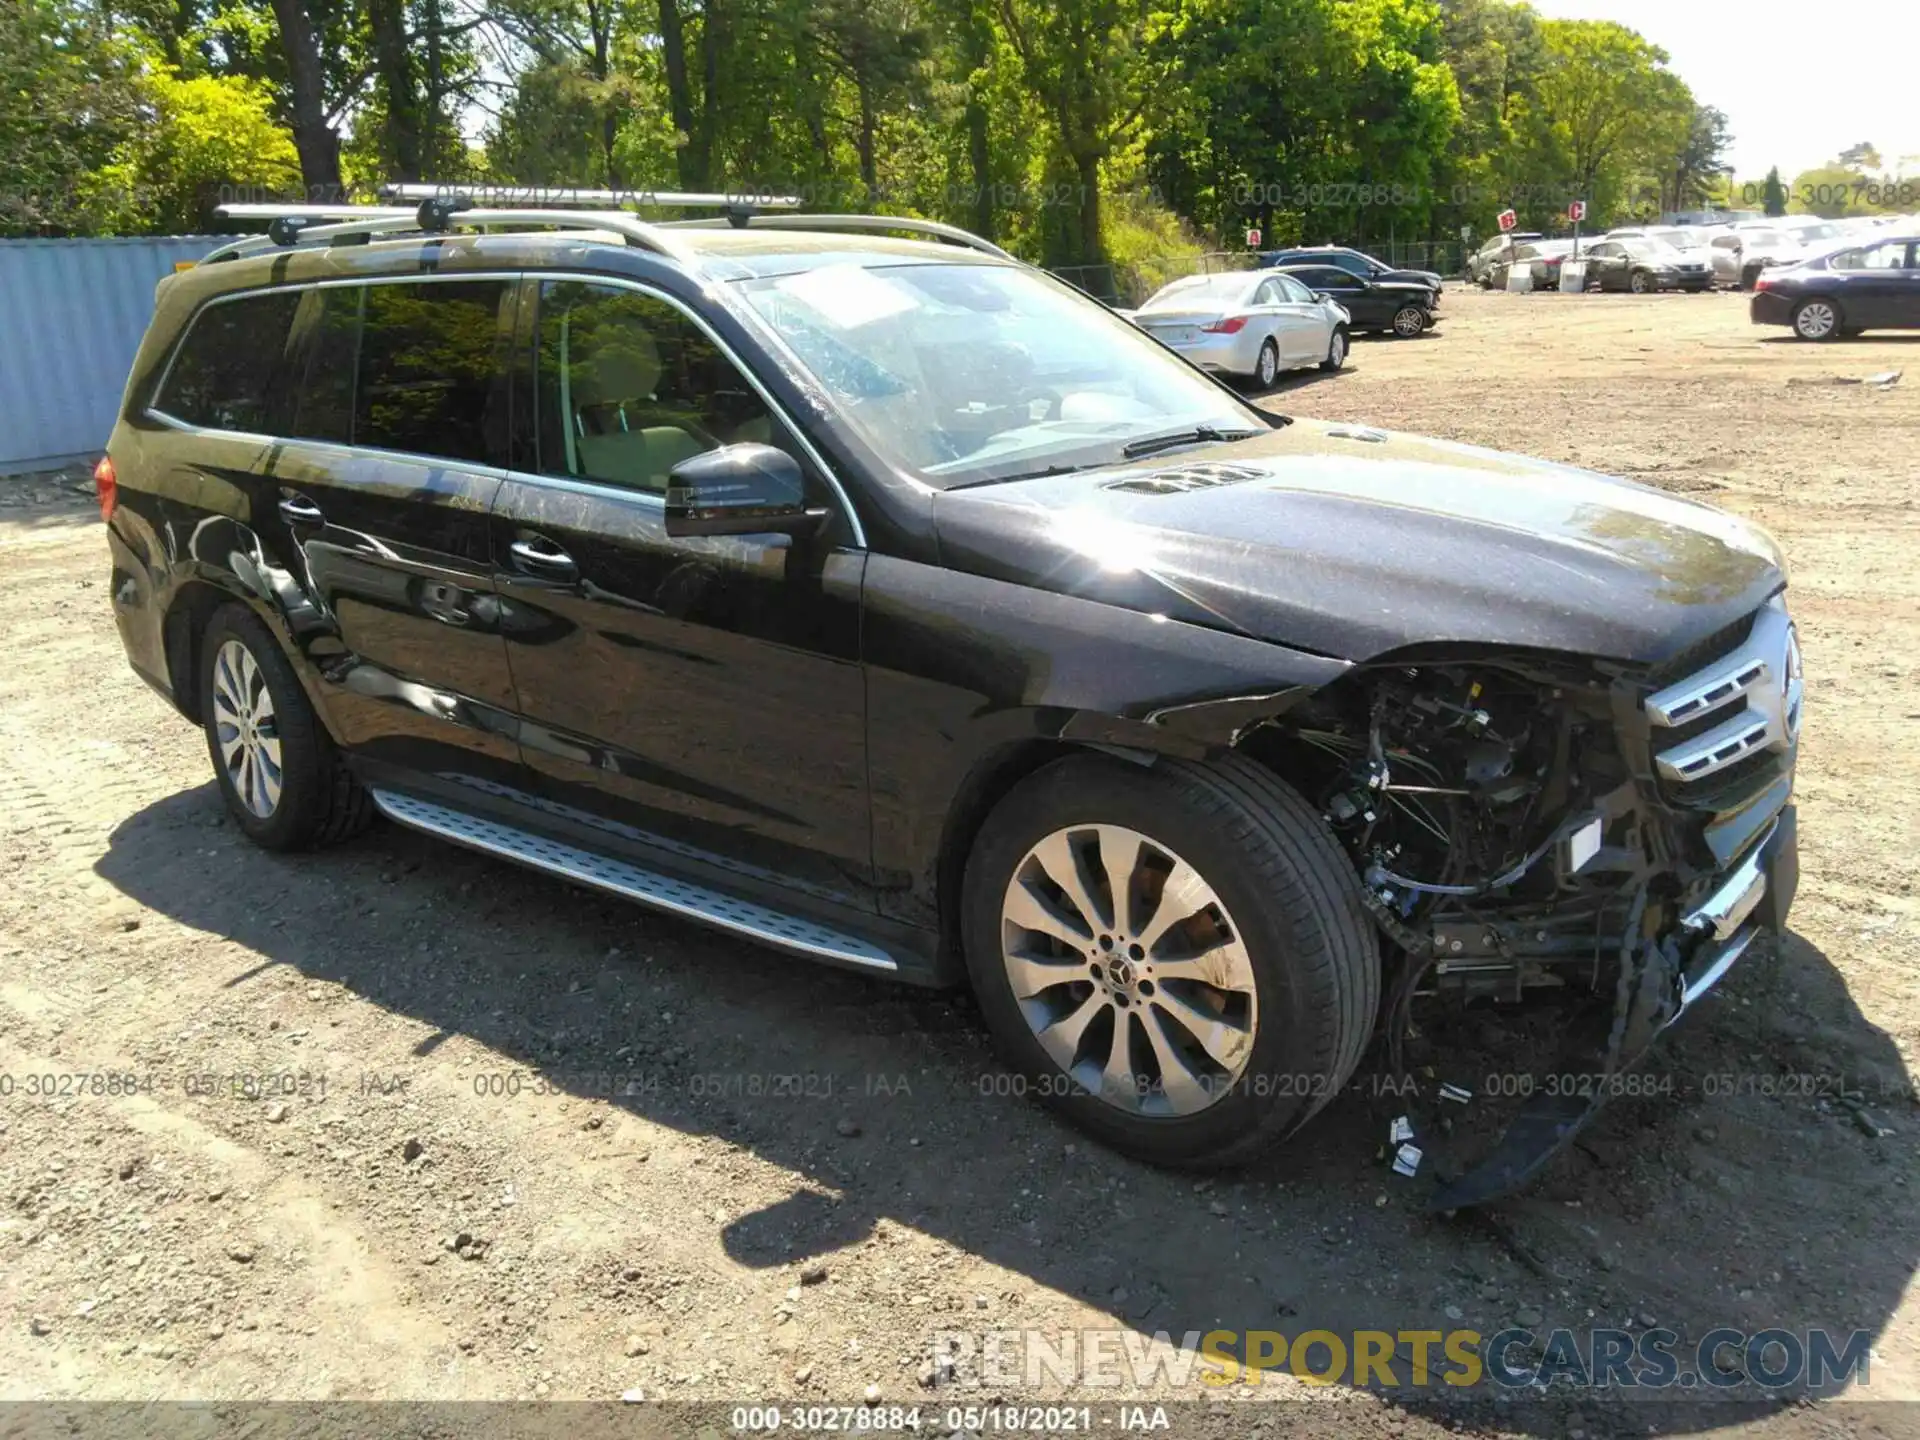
[{"x1": 2, "y1": 287, "x2": 1917, "y2": 1438}]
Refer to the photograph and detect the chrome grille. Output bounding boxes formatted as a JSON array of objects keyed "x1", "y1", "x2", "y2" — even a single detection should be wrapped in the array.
[{"x1": 1645, "y1": 596, "x2": 1802, "y2": 787}]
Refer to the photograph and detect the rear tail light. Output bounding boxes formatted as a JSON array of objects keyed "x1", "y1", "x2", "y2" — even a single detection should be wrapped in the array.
[
  {"x1": 1201, "y1": 315, "x2": 1248, "y2": 334},
  {"x1": 93, "y1": 454, "x2": 117, "y2": 521},
  {"x1": 1754, "y1": 277, "x2": 1774, "y2": 293}
]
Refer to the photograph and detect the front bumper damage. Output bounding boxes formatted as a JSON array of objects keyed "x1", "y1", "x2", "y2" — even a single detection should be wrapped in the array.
[{"x1": 1428, "y1": 804, "x2": 1798, "y2": 1210}]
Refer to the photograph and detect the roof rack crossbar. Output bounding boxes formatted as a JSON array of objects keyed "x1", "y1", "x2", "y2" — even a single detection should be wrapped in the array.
[
  {"x1": 663, "y1": 212, "x2": 1014, "y2": 261},
  {"x1": 206, "y1": 203, "x2": 695, "y2": 264}
]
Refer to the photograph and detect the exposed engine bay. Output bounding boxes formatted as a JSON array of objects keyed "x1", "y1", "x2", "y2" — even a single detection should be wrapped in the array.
[{"x1": 1246, "y1": 642, "x2": 1798, "y2": 1208}]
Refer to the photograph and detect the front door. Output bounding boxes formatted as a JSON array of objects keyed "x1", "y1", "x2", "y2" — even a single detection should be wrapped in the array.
[{"x1": 488, "y1": 277, "x2": 872, "y2": 908}]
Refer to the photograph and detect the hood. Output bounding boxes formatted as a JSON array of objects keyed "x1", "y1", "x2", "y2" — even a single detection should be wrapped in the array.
[
  {"x1": 931, "y1": 419, "x2": 1785, "y2": 666},
  {"x1": 1379, "y1": 267, "x2": 1442, "y2": 288}
]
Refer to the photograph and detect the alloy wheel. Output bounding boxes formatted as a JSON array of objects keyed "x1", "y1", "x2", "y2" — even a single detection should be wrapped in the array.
[
  {"x1": 210, "y1": 638, "x2": 283, "y2": 818},
  {"x1": 1329, "y1": 330, "x2": 1347, "y2": 368},
  {"x1": 1795, "y1": 301, "x2": 1837, "y2": 340},
  {"x1": 1393, "y1": 307, "x2": 1424, "y2": 337},
  {"x1": 998, "y1": 824, "x2": 1258, "y2": 1116},
  {"x1": 1256, "y1": 342, "x2": 1278, "y2": 387}
]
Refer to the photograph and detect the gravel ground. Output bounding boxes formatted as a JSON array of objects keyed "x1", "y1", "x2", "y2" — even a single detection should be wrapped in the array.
[{"x1": 1, "y1": 287, "x2": 1916, "y2": 1439}]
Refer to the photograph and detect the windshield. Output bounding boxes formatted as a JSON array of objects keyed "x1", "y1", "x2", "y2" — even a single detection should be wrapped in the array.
[{"x1": 734, "y1": 262, "x2": 1265, "y2": 489}]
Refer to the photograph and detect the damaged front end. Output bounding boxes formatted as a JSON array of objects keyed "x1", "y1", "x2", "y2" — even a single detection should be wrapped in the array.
[{"x1": 1244, "y1": 595, "x2": 1804, "y2": 1208}]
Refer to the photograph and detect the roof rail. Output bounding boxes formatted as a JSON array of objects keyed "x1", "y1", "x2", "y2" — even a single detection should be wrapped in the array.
[
  {"x1": 382, "y1": 182, "x2": 802, "y2": 214},
  {"x1": 665, "y1": 212, "x2": 1015, "y2": 261},
  {"x1": 205, "y1": 202, "x2": 695, "y2": 265}
]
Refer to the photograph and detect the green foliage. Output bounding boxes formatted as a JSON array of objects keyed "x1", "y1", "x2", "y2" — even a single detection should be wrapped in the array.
[{"x1": 11, "y1": 0, "x2": 1793, "y2": 269}]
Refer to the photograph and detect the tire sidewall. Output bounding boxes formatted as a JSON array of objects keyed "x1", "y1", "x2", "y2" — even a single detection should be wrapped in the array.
[
  {"x1": 961, "y1": 758, "x2": 1348, "y2": 1164},
  {"x1": 1255, "y1": 339, "x2": 1278, "y2": 387},
  {"x1": 200, "y1": 605, "x2": 325, "y2": 849}
]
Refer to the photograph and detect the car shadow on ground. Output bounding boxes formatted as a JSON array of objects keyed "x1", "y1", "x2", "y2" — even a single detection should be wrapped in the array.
[{"x1": 97, "y1": 783, "x2": 1917, "y2": 1433}]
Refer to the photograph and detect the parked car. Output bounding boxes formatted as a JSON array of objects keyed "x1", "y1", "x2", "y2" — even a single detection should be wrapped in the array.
[
  {"x1": 1714, "y1": 220, "x2": 1853, "y2": 290},
  {"x1": 1604, "y1": 227, "x2": 1718, "y2": 283},
  {"x1": 102, "y1": 197, "x2": 1800, "y2": 1209},
  {"x1": 1273, "y1": 263, "x2": 1433, "y2": 336},
  {"x1": 1485, "y1": 240, "x2": 1576, "y2": 291},
  {"x1": 1469, "y1": 231, "x2": 1544, "y2": 285},
  {"x1": 1131, "y1": 270, "x2": 1350, "y2": 384},
  {"x1": 1259, "y1": 246, "x2": 1443, "y2": 304},
  {"x1": 1750, "y1": 233, "x2": 1920, "y2": 339},
  {"x1": 1580, "y1": 238, "x2": 1713, "y2": 292}
]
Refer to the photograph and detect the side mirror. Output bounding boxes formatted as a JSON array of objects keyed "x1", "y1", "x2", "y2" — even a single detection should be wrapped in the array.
[{"x1": 664, "y1": 443, "x2": 825, "y2": 539}]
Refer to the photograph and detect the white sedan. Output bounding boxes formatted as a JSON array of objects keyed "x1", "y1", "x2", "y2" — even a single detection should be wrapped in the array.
[{"x1": 1129, "y1": 271, "x2": 1350, "y2": 387}]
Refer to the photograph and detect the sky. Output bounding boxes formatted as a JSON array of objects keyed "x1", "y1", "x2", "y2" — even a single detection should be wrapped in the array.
[{"x1": 1527, "y1": 0, "x2": 1920, "y2": 181}]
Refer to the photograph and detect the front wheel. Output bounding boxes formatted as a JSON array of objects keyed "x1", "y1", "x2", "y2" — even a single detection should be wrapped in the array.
[
  {"x1": 1793, "y1": 298, "x2": 1842, "y2": 341},
  {"x1": 1628, "y1": 269, "x2": 1653, "y2": 294},
  {"x1": 961, "y1": 754, "x2": 1379, "y2": 1167},
  {"x1": 1391, "y1": 305, "x2": 1426, "y2": 338},
  {"x1": 200, "y1": 604, "x2": 374, "y2": 850},
  {"x1": 1320, "y1": 325, "x2": 1348, "y2": 372}
]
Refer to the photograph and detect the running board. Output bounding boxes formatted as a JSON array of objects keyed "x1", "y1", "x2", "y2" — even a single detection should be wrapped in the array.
[{"x1": 368, "y1": 788, "x2": 899, "y2": 973}]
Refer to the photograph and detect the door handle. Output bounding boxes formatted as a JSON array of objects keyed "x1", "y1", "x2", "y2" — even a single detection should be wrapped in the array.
[
  {"x1": 509, "y1": 537, "x2": 578, "y2": 578},
  {"x1": 278, "y1": 495, "x2": 324, "y2": 525}
]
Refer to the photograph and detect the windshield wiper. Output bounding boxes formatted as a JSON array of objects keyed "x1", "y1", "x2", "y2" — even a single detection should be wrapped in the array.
[
  {"x1": 946, "y1": 461, "x2": 1107, "y2": 490},
  {"x1": 1121, "y1": 424, "x2": 1262, "y2": 459}
]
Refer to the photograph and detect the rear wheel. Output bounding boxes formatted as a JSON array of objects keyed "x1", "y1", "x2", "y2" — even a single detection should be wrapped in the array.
[
  {"x1": 1319, "y1": 326, "x2": 1348, "y2": 372},
  {"x1": 200, "y1": 604, "x2": 374, "y2": 851},
  {"x1": 961, "y1": 753, "x2": 1379, "y2": 1167},
  {"x1": 1253, "y1": 338, "x2": 1279, "y2": 388},
  {"x1": 1792, "y1": 298, "x2": 1842, "y2": 341}
]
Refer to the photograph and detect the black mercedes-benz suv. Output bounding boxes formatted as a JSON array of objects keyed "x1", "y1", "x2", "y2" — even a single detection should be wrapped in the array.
[{"x1": 100, "y1": 195, "x2": 1800, "y2": 1207}]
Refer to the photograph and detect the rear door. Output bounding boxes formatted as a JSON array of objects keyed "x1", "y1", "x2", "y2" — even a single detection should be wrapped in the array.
[
  {"x1": 487, "y1": 276, "x2": 872, "y2": 907},
  {"x1": 1251, "y1": 277, "x2": 1312, "y2": 364},
  {"x1": 148, "y1": 277, "x2": 524, "y2": 791}
]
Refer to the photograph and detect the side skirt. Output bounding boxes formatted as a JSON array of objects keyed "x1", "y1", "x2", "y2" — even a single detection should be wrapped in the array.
[{"x1": 368, "y1": 787, "x2": 922, "y2": 981}]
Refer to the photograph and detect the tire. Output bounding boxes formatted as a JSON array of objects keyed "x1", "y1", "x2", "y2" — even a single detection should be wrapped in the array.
[
  {"x1": 199, "y1": 604, "x2": 374, "y2": 851},
  {"x1": 1628, "y1": 269, "x2": 1652, "y2": 294},
  {"x1": 960, "y1": 753, "x2": 1379, "y2": 1168},
  {"x1": 1319, "y1": 325, "x2": 1348, "y2": 372},
  {"x1": 1792, "y1": 298, "x2": 1842, "y2": 341},
  {"x1": 1391, "y1": 305, "x2": 1426, "y2": 338},
  {"x1": 1253, "y1": 338, "x2": 1279, "y2": 389}
]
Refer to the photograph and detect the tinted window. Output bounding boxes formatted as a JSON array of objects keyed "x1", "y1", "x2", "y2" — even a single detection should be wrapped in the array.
[
  {"x1": 354, "y1": 281, "x2": 510, "y2": 464},
  {"x1": 1331, "y1": 254, "x2": 1371, "y2": 277},
  {"x1": 156, "y1": 291, "x2": 303, "y2": 433},
  {"x1": 536, "y1": 281, "x2": 782, "y2": 496},
  {"x1": 288, "y1": 286, "x2": 360, "y2": 445}
]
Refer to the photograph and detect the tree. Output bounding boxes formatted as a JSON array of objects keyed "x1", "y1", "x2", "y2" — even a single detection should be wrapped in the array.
[
  {"x1": 1518, "y1": 20, "x2": 1692, "y2": 224},
  {"x1": 102, "y1": 67, "x2": 304, "y2": 230},
  {"x1": 267, "y1": 0, "x2": 346, "y2": 197},
  {"x1": 1836, "y1": 141, "x2": 1880, "y2": 171},
  {"x1": 1656, "y1": 103, "x2": 1731, "y2": 215},
  {"x1": 1760, "y1": 165, "x2": 1787, "y2": 217},
  {"x1": 0, "y1": 0, "x2": 144, "y2": 234},
  {"x1": 995, "y1": 0, "x2": 1173, "y2": 265}
]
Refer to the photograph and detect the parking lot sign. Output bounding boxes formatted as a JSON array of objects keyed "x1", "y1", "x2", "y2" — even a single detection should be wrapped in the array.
[
  {"x1": 1568, "y1": 199, "x2": 1587, "y2": 223},
  {"x1": 1497, "y1": 209, "x2": 1517, "y2": 232},
  {"x1": 1246, "y1": 227, "x2": 1261, "y2": 248}
]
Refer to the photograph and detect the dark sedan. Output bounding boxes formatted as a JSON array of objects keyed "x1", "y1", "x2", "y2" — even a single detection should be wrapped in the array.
[
  {"x1": 1260, "y1": 246, "x2": 1444, "y2": 302},
  {"x1": 1750, "y1": 235, "x2": 1920, "y2": 339},
  {"x1": 1273, "y1": 264, "x2": 1433, "y2": 336},
  {"x1": 1579, "y1": 239, "x2": 1713, "y2": 293}
]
